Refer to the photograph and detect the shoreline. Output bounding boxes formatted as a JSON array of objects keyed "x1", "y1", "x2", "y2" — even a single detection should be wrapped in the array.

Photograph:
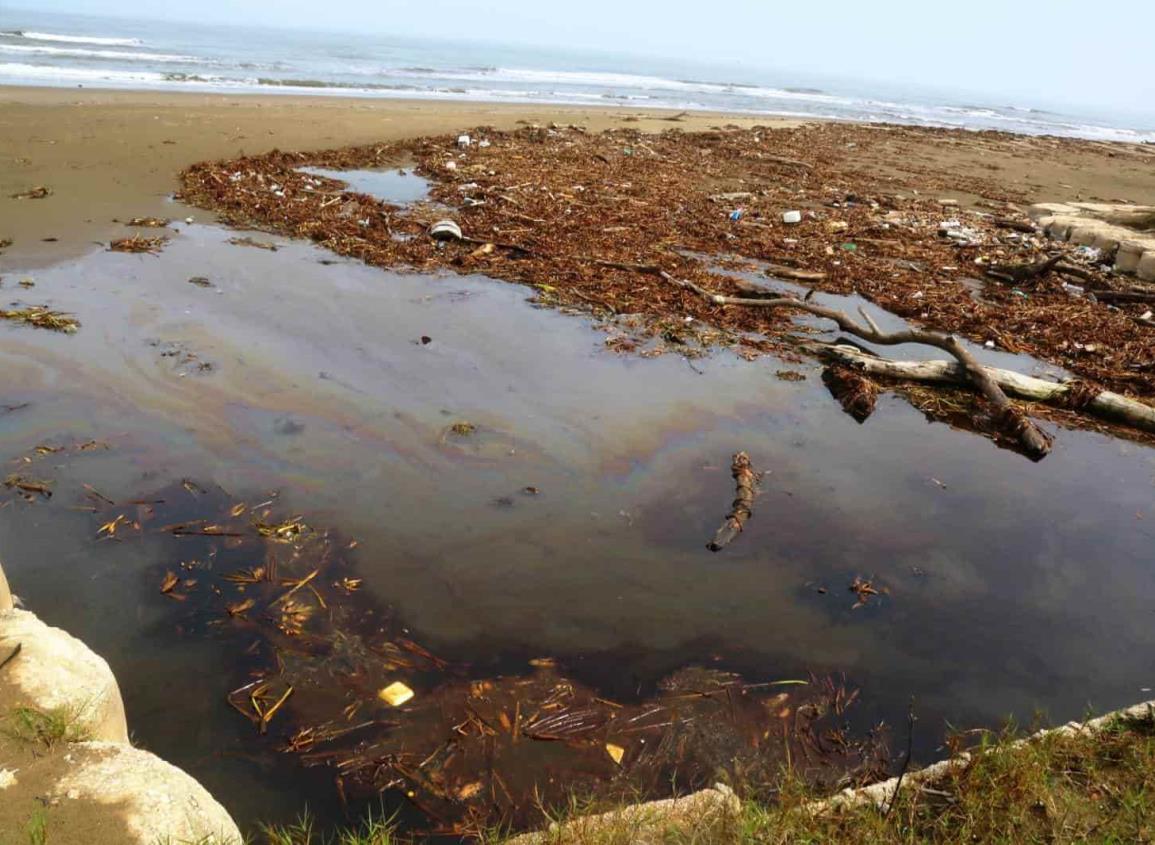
[{"x1": 6, "y1": 85, "x2": 1155, "y2": 271}]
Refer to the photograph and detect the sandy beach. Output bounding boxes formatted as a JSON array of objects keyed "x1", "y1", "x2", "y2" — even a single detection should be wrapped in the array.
[
  {"x1": 4, "y1": 86, "x2": 1155, "y2": 270},
  {"x1": 0, "y1": 87, "x2": 791, "y2": 267}
]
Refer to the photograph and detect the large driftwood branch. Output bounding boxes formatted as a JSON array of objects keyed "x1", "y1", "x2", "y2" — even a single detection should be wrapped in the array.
[
  {"x1": 813, "y1": 344, "x2": 1155, "y2": 433},
  {"x1": 659, "y1": 272, "x2": 1053, "y2": 460},
  {"x1": 707, "y1": 452, "x2": 759, "y2": 552}
]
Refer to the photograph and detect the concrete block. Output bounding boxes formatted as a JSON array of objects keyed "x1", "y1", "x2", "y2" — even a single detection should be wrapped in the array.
[
  {"x1": 0, "y1": 610, "x2": 129, "y2": 757},
  {"x1": 0, "y1": 742, "x2": 242, "y2": 844},
  {"x1": 1137, "y1": 251, "x2": 1155, "y2": 282},
  {"x1": 1117, "y1": 241, "x2": 1145, "y2": 274}
]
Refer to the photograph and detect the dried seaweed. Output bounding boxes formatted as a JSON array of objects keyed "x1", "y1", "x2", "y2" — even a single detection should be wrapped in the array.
[
  {"x1": 0, "y1": 306, "x2": 79, "y2": 333},
  {"x1": 109, "y1": 235, "x2": 168, "y2": 254},
  {"x1": 177, "y1": 123, "x2": 1155, "y2": 410}
]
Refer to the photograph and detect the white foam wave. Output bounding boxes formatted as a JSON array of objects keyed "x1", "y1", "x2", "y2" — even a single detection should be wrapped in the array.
[
  {"x1": 0, "y1": 44, "x2": 200, "y2": 63},
  {"x1": 9, "y1": 31, "x2": 144, "y2": 47},
  {"x1": 0, "y1": 62, "x2": 168, "y2": 83}
]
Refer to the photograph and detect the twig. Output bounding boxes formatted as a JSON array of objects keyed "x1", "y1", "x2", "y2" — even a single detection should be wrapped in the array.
[
  {"x1": 707, "y1": 452, "x2": 760, "y2": 552},
  {"x1": 884, "y1": 699, "x2": 917, "y2": 817}
]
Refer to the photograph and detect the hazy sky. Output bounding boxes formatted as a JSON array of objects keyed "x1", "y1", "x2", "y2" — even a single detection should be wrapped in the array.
[{"x1": 20, "y1": 0, "x2": 1155, "y2": 115}]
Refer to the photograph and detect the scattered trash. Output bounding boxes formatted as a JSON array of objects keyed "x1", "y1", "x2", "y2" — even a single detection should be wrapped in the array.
[
  {"x1": 17, "y1": 279, "x2": 34, "y2": 289},
  {"x1": 378, "y1": 681, "x2": 415, "y2": 707},
  {"x1": 827, "y1": 221, "x2": 849, "y2": 233},
  {"x1": 457, "y1": 134, "x2": 472, "y2": 148},
  {"x1": 782, "y1": 210, "x2": 802, "y2": 224},
  {"x1": 188, "y1": 276, "x2": 213, "y2": 288},
  {"x1": 729, "y1": 208, "x2": 745, "y2": 222},
  {"x1": 126, "y1": 216, "x2": 171, "y2": 228},
  {"x1": 429, "y1": 219, "x2": 463, "y2": 242}
]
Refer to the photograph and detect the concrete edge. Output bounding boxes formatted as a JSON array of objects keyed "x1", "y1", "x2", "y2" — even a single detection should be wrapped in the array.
[{"x1": 811, "y1": 699, "x2": 1155, "y2": 814}]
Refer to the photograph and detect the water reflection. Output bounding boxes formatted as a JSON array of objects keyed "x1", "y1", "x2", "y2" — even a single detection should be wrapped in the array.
[{"x1": 1, "y1": 227, "x2": 1153, "y2": 831}]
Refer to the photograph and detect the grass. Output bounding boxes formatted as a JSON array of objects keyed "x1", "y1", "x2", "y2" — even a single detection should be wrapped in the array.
[
  {"x1": 25, "y1": 809, "x2": 48, "y2": 845},
  {"x1": 257, "y1": 809, "x2": 396, "y2": 845},
  {"x1": 2, "y1": 704, "x2": 93, "y2": 750},
  {"x1": 258, "y1": 712, "x2": 1155, "y2": 844}
]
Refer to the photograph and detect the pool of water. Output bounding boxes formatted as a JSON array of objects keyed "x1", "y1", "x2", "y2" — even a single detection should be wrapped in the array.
[
  {"x1": 298, "y1": 165, "x2": 432, "y2": 205},
  {"x1": 2, "y1": 225, "x2": 1154, "y2": 832}
]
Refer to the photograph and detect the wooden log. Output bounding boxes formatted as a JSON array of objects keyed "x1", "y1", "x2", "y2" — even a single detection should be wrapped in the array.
[
  {"x1": 658, "y1": 272, "x2": 1053, "y2": 460},
  {"x1": 707, "y1": 452, "x2": 759, "y2": 552},
  {"x1": 813, "y1": 344, "x2": 1155, "y2": 433}
]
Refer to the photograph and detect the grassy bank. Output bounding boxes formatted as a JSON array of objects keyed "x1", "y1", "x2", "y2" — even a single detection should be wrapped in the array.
[{"x1": 257, "y1": 708, "x2": 1155, "y2": 844}]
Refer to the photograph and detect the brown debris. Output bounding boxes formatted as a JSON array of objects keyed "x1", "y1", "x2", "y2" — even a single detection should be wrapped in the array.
[
  {"x1": 126, "y1": 217, "x2": 171, "y2": 228},
  {"x1": 11, "y1": 186, "x2": 51, "y2": 200},
  {"x1": 109, "y1": 235, "x2": 167, "y2": 254},
  {"x1": 176, "y1": 123, "x2": 1155, "y2": 432},
  {"x1": 822, "y1": 364, "x2": 879, "y2": 422},
  {"x1": 0, "y1": 306, "x2": 79, "y2": 333},
  {"x1": 707, "y1": 452, "x2": 760, "y2": 552},
  {"x1": 228, "y1": 236, "x2": 279, "y2": 251},
  {"x1": 95, "y1": 480, "x2": 884, "y2": 836}
]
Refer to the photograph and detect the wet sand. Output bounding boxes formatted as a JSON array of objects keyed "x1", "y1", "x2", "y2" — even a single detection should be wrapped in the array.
[
  {"x1": 0, "y1": 86, "x2": 797, "y2": 268},
  {"x1": 4, "y1": 87, "x2": 1155, "y2": 835}
]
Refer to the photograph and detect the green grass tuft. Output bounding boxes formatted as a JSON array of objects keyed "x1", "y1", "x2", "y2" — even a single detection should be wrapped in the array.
[{"x1": 3, "y1": 704, "x2": 92, "y2": 750}]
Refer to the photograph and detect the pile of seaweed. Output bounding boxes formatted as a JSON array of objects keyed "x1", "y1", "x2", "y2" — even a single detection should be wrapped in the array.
[{"x1": 180, "y1": 122, "x2": 1155, "y2": 401}]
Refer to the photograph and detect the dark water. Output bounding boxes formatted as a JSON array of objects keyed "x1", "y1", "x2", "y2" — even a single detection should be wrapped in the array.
[
  {"x1": 4, "y1": 8, "x2": 1155, "y2": 142},
  {"x1": 2, "y1": 223, "x2": 1155, "y2": 831}
]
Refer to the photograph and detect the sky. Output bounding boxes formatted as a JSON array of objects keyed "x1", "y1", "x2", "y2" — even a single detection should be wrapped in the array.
[{"x1": 16, "y1": 0, "x2": 1155, "y2": 116}]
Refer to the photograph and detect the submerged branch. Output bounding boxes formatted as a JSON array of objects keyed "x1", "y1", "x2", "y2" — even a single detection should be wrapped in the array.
[
  {"x1": 659, "y1": 272, "x2": 1053, "y2": 460},
  {"x1": 708, "y1": 452, "x2": 760, "y2": 552}
]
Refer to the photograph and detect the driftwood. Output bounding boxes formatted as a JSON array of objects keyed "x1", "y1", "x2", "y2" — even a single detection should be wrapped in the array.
[
  {"x1": 815, "y1": 344, "x2": 1155, "y2": 433},
  {"x1": 1091, "y1": 290, "x2": 1155, "y2": 304},
  {"x1": 822, "y1": 365, "x2": 879, "y2": 422},
  {"x1": 765, "y1": 263, "x2": 827, "y2": 282},
  {"x1": 993, "y1": 217, "x2": 1037, "y2": 234},
  {"x1": 707, "y1": 452, "x2": 759, "y2": 552},
  {"x1": 659, "y1": 272, "x2": 1053, "y2": 460},
  {"x1": 985, "y1": 254, "x2": 1062, "y2": 284}
]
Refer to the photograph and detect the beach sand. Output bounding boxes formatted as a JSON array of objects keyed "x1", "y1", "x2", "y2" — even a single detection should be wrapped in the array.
[{"x1": 4, "y1": 86, "x2": 1155, "y2": 269}]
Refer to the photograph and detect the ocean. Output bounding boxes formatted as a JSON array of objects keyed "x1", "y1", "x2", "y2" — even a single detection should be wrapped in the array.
[{"x1": 3, "y1": 7, "x2": 1154, "y2": 143}]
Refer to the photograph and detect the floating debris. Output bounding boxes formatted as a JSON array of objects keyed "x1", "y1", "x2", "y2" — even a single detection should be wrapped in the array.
[
  {"x1": 0, "y1": 306, "x2": 79, "y2": 333},
  {"x1": 849, "y1": 576, "x2": 884, "y2": 609},
  {"x1": 91, "y1": 480, "x2": 886, "y2": 835},
  {"x1": 126, "y1": 216, "x2": 171, "y2": 228},
  {"x1": 228, "y1": 236, "x2": 279, "y2": 251},
  {"x1": 188, "y1": 276, "x2": 213, "y2": 288},
  {"x1": 3, "y1": 474, "x2": 52, "y2": 500},
  {"x1": 378, "y1": 681, "x2": 415, "y2": 707},
  {"x1": 109, "y1": 235, "x2": 168, "y2": 254},
  {"x1": 707, "y1": 452, "x2": 761, "y2": 552}
]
